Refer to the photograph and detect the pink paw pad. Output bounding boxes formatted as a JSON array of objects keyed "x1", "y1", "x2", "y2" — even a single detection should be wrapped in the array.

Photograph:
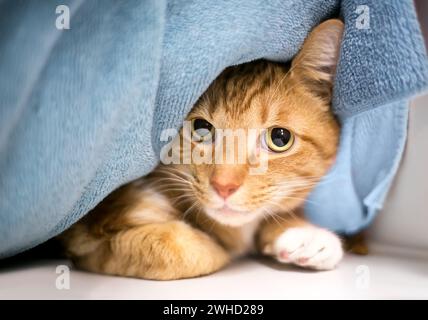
[{"x1": 279, "y1": 250, "x2": 289, "y2": 260}]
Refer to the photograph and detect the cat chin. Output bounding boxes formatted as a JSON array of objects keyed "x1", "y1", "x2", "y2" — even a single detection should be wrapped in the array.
[{"x1": 204, "y1": 207, "x2": 259, "y2": 227}]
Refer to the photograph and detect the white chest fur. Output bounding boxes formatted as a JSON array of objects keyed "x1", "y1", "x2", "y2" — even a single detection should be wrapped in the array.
[{"x1": 231, "y1": 218, "x2": 262, "y2": 257}]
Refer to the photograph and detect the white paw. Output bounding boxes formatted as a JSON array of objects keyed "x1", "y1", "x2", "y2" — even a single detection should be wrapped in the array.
[{"x1": 272, "y1": 226, "x2": 343, "y2": 270}]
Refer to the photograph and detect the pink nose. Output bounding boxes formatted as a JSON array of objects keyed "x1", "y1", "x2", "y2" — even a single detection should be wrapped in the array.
[{"x1": 211, "y1": 179, "x2": 240, "y2": 199}]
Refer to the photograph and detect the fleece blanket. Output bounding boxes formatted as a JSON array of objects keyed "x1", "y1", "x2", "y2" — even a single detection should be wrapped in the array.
[{"x1": 0, "y1": 0, "x2": 427, "y2": 258}]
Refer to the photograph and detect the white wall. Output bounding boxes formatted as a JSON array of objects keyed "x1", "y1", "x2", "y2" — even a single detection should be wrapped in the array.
[{"x1": 369, "y1": 94, "x2": 428, "y2": 250}]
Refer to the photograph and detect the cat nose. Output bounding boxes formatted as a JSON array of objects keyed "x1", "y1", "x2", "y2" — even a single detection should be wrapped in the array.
[{"x1": 210, "y1": 178, "x2": 240, "y2": 199}]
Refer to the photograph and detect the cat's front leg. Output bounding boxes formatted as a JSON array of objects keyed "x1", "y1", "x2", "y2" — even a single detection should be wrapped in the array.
[
  {"x1": 62, "y1": 184, "x2": 230, "y2": 280},
  {"x1": 67, "y1": 221, "x2": 230, "y2": 280},
  {"x1": 257, "y1": 212, "x2": 343, "y2": 270},
  {"x1": 105, "y1": 221, "x2": 230, "y2": 280}
]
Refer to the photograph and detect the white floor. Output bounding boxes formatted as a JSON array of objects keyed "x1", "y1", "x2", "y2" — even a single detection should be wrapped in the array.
[{"x1": 1, "y1": 243, "x2": 427, "y2": 300}]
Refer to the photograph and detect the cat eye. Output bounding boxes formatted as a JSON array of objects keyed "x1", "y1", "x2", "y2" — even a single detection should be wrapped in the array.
[
  {"x1": 265, "y1": 127, "x2": 294, "y2": 152},
  {"x1": 191, "y1": 118, "x2": 214, "y2": 142}
]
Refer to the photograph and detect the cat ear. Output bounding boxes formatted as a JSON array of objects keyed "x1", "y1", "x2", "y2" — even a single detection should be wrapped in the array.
[{"x1": 290, "y1": 19, "x2": 344, "y2": 103}]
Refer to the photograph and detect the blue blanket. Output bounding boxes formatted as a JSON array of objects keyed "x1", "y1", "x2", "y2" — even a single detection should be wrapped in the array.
[{"x1": 1, "y1": 0, "x2": 427, "y2": 258}]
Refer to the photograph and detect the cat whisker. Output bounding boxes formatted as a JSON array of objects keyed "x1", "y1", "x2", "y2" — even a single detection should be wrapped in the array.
[
  {"x1": 170, "y1": 193, "x2": 194, "y2": 206},
  {"x1": 156, "y1": 166, "x2": 195, "y2": 180},
  {"x1": 158, "y1": 171, "x2": 194, "y2": 182},
  {"x1": 262, "y1": 202, "x2": 300, "y2": 224},
  {"x1": 181, "y1": 201, "x2": 200, "y2": 220},
  {"x1": 150, "y1": 178, "x2": 193, "y2": 187},
  {"x1": 282, "y1": 195, "x2": 321, "y2": 206}
]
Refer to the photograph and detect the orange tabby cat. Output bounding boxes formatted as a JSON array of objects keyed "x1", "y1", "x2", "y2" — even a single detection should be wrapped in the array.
[{"x1": 61, "y1": 19, "x2": 344, "y2": 280}]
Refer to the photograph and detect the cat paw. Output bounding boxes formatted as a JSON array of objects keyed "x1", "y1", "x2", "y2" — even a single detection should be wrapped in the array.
[{"x1": 272, "y1": 226, "x2": 343, "y2": 270}]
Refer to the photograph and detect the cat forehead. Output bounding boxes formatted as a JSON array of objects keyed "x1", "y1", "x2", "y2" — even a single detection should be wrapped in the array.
[
  {"x1": 214, "y1": 61, "x2": 288, "y2": 109},
  {"x1": 192, "y1": 61, "x2": 293, "y2": 124}
]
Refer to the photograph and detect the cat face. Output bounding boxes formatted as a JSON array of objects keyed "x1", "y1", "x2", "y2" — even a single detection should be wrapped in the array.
[{"x1": 171, "y1": 20, "x2": 343, "y2": 226}]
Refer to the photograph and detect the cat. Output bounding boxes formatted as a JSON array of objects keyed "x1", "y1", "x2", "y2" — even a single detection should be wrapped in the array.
[{"x1": 61, "y1": 19, "x2": 344, "y2": 280}]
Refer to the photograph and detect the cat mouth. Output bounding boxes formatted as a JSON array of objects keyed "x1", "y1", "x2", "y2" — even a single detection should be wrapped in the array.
[
  {"x1": 204, "y1": 204, "x2": 257, "y2": 227},
  {"x1": 217, "y1": 205, "x2": 248, "y2": 216}
]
